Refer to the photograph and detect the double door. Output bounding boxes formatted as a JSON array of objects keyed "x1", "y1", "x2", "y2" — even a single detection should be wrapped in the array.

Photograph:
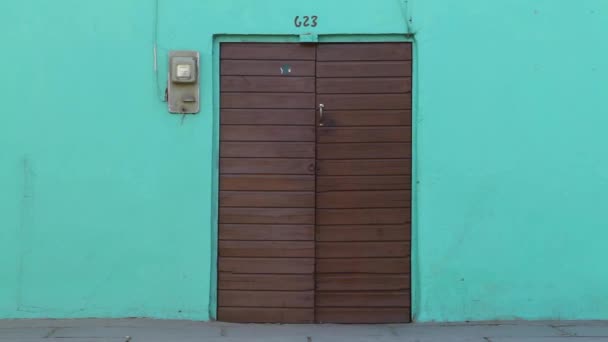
[{"x1": 218, "y1": 42, "x2": 412, "y2": 323}]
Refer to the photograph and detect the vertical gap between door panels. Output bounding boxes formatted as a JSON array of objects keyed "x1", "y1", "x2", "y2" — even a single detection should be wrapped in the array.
[{"x1": 313, "y1": 42, "x2": 319, "y2": 324}]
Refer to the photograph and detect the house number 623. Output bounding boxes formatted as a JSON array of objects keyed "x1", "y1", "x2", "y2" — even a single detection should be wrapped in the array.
[{"x1": 294, "y1": 16, "x2": 318, "y2": 28}]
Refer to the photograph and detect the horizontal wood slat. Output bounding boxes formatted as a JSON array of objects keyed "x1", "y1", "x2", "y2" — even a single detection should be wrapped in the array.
[
  {"x1": 220, "y1": 175, "x2": 314, "y2": 191},
  {"x1": 222, "y1": 43, "x2": 316, "y2": 60},
  {"x1": 222, "y1": 76, "x2": 315, "y2": 93},
  {"x1": 317, "y1": 143, "x2": 411, "y2": 159},
  {"x1": 317, "y1": 190, "x2": 410, "y2": 208},
  {"x1": 317, "y1": 127, "x2": 411, "y2": 143},
  {"x1": 220, "y1": 208, "x2": 315, "y2": 224},
  {"x1": 219, "y1": 308, "x2": 314, "y2": 323},
  {"x1": 221, "y1": 125, "x2": 315, "y2": 142},
  {"x1": 317, "y1": 94, "x2": 411, "y2": 110},
  {"x1": 317, "y1": 242, "x2": 410, "y2": 258},
  {"x1": 316, "y1": 225, "x2": 410, "y2": 242},
  {"x1": 316, "y1": 274, "x2": 410, "y2": 291},
  {"x1": 317, "y1": 43, "x2": 412, "y2": 62},
  {"x1": 317, "y1": 77, "x2": 412, "y2": 94},
  {"x1": 220, "y1": 191, "x2": 314, "y2": 208},
  {"x1": 221, "y1": 109, "x2": 315, "y2": 126},
  {"x1": 317, "y1": 61, "x2": 412, "y2": 78},
  {"x1": 222, "y1": 93, "x2": 315, "y2": 109},
  {"x1": 219, "y1": 290, "x2": 314, "y2": 308},
  {"x1": 221, "y1": 60, "x2": 316, "y2": 76},
  {"x1": 221, "y1": 142, "x2": 315, "y2": 158},
  {"x1": 220, "y1": 241, "x2": 314, "y2": 258},
  {"x1": 220, "y1": 273, "x2": 314, "y2": 291},
  {"x1": 316, "y1": 258, "x2": 410, "y2": 274},
  {"x1": 315, "y1": 308, "x2": 410, "y2": 324},
  {"x1": 220, "y1": 224, "x2": 314, "y2": 241},
  {"x1": 220, "y1": 257, "x2": 315, "y2": 274},
  {"x1": 220, "y1": 158, "x2": 315, "y2": 175},
  {"x1": 317, "y1": 160, "x2": 411, "y2": 176},
  {"x1": 320, "y1": 110, "x2": 411, "y2": 127},
  {"x1": 317, "y1": 176, "x2": 411, "y2": 191},
  {"x1": 316, "y1": 292, "x2": 410, "y2": 307},
  {"x1": 317, "y1": 208, "x2": 410, "y2": 225}
]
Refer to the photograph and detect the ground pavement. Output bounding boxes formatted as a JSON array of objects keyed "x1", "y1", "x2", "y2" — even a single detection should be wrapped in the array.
[{"x1": 2, "y1": 319, "x2": 608, "y2": 341}]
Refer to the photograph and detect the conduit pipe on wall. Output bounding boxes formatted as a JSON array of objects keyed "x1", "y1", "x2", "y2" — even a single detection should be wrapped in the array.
[{"x1": 153, "y1": 0, "x2": 166, "y2": 102}]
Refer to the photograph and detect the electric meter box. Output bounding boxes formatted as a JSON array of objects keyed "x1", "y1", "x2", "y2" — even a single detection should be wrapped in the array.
[{"x1": 168, "y1": 51, "x2": 200, "y2": 114}]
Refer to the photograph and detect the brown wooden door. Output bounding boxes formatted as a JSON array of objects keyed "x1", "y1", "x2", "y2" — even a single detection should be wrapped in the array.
[{"x1": 218, "y1": 43, "x2": 411, "y2": 324}]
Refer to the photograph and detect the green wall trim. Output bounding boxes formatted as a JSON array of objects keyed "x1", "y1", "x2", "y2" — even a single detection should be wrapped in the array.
[{"x1": 211, "y1": 33, "x2": 417, "y2": 321}]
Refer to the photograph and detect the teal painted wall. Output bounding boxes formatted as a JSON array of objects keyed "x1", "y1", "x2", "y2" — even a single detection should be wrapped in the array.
[
  {"x1": 412, "y1": 0, "x2": 608, "y2": 321},
  {"x1": 1, "y1": 0, "x2": 607, "y2": 321}
]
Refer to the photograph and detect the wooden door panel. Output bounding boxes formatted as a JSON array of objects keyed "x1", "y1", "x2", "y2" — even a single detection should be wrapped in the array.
[
  {"x1": 219, "y1": 43, "x2": 317, "y2": 324},
  {"x1": 315, "y1": 43, "x2": 412, "y2": 324}
]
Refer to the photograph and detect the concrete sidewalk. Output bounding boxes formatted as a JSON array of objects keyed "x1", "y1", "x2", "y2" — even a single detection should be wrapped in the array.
[{"x1": 2, "y1": 319, "x2": 608, "y2": 341}]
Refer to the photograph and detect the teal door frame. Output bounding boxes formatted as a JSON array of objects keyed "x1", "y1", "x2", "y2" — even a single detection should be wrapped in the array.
[{"x1": 210, "y1": 34, "x2": 418, "y2": 321}]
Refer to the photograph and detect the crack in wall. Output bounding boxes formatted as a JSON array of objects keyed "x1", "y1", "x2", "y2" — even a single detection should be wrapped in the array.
[
  {"x1": 15, "y1": 155, "x2": 36, "y2": 311},
  {"x1": 16, "y1": 156, "x2": 35, "y2": 312}
]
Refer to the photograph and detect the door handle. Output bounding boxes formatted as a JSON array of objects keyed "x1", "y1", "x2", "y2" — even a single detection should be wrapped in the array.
[{"x1": 319, "y1": 103, "x2": 324, "y2": 127}]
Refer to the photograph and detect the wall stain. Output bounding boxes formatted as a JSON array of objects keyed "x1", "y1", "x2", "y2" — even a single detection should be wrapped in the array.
[
  {"x1": 397, "y1": 0, "x2": 416, "y2": 34},
  {"x1": 398, "y1": 0, "x2": 412, "y2": 34}
]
